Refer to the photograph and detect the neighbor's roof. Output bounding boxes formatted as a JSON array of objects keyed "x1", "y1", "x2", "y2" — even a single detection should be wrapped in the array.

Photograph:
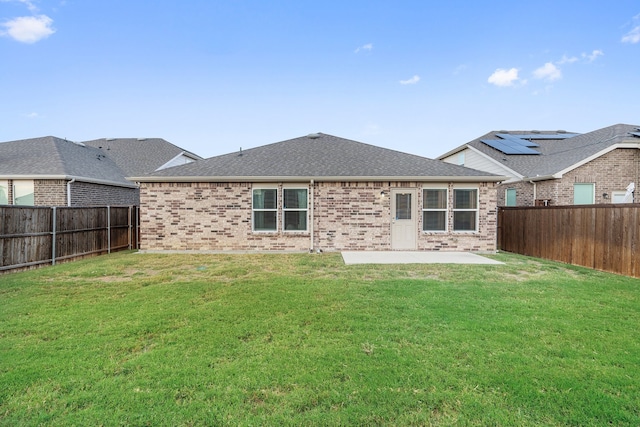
[
  {"x1": 130, "y1": 133, "x2": 505, "y2": 182},
  {"x1": 83, "y1": 137, "x2": 203, "y2": 176},
  {"x1": 438, "y1": 124, "x2": 640, "y2": 180},
  {"x1": 0, "y1": 136, "x2": 135, "y2": 187}
]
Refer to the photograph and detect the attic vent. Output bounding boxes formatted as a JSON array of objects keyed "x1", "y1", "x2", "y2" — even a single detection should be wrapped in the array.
[
  {"x1": 137, "y1": 138, "x2": 147, "y2": 141},
  {"x1": 557, "y1": 130, "x2": 567, "y2": 133},
  {"x1": 72, "y1": 140, "x2": 86, "y2": 147},
  {"x1": 307, "y1": 133, "x2": 321, "y2": 139},
  {"x1": 106, "y1": 138, "x2": 116, "y2": 141},
  {"x1": 531, "y1": 130, "x2": 540, "y2": 134}
]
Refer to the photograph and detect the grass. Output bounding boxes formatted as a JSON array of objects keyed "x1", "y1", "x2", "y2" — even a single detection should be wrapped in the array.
[{"x1": 1, "y1": 251, "x2": 639, "y2": 426}]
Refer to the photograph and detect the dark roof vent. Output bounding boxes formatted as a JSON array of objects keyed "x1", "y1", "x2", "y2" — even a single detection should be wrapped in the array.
[
  {"x1": 557, "y1": 130, "x2": 567, "y2": 133},
  {"x1": 137, "y1": 138, "x2": 147, "y2": 141},
  {"x1": 307, "y1": 133, "x2": 321, "y2": 139},
  {"x1": 531, "y1": 130, "x2": 540, "y2": 134}
]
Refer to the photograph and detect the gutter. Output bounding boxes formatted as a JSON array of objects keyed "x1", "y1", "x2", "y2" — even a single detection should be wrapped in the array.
[
  {"x1": 0, "y1": 175, "x2": 138, "y2": 189},
  {"x1": 129, "y1": 175, "x2": 508, "y2": 184}
]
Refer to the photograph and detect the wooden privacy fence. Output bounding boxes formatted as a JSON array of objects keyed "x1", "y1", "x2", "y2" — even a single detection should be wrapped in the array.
[
  {"x1": 0, "y1": 205, "x2": 139, "y2": 273},
  {"x1": 498, "y1": 204, "x2": 639, "y2": 278}
]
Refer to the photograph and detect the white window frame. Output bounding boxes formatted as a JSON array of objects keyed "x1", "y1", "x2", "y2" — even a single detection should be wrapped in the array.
[
  {"x1": 13, "y1": 180, "x2": 35, "y2": 206},
  {"x1": 282, "y1": 186, "x2": 309, "y2": 232},
  {"x1": 422, "y1": 186, "x2": 448, "y2": 232},
  {"x1": 452, "y1": 186, "x2": 479, "y2": 232},
  {"x1": 252, "y1": 185, "x2": 278, "y2": 232}
]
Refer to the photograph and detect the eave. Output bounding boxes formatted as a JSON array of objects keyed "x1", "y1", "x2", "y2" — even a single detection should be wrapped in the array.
[
  {"x1": 0, "y1": 175, "x2": 139, "y2": 189},
  {"x1": 129, "y1": 175, "x2": 507, "y2": 183}
]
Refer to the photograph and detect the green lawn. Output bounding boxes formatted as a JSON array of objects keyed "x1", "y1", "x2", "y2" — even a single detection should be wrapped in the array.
[{"x1": 1, "y1": 252, "x2": 639, "y2": 426}]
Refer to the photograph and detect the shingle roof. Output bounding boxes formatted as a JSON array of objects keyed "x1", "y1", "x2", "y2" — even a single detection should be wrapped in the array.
[
  {"x1": 132, "y1": 133, "x2": 504, "y2": 182},
  {"x1": 445, "y1": 124, "x2": 640, "y2": 179},
  {"x1": 0, "y1": 136, "x2": 133, "y2": 186},
  {"x1": 83, "y1": 138, "x2": 202, "y2": 176}
]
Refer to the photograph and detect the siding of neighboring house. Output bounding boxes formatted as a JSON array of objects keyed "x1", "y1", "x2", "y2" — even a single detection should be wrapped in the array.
[
  {"x1": 35, "y1": 180, "x2": 68, "y2": 206},
  {"x1": 69, "y1": 181, "x2": 139, "y2": 206},
  {"x1": 1, "y1": 178, "x2": 139, "y2": 207},
  {"x1": 495, "y1": 148, "x2": 639, "y2": 206},
  {"x1": 442, "y1": 148, "x2": 514, "y2": 179},
  {"x1": 139, "y1": 181, "x2": 499, "y2": 252}
]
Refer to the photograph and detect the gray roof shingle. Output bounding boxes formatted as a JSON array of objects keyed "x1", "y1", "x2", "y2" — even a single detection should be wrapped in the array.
[
  {"x1": 132, "y1": 133, "x2": 503, "y2": 182},
  {"x1": 450, "y1": 124, "x2": 640, "y2": 179},
  {"x1": 0, "y1": 136, "x2": 133, "y2": 186},
  {"x1": 83, "y1": 138, "x2": 202, "y2": 176}
]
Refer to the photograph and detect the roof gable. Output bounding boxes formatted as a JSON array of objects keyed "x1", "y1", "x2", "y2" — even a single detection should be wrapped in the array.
[
  {"x1": 132, "y1": 133, "x2": 503, "y2": 182},
  {"x1": 83, "y1": 138, "x2": 202, "y2": 176},
  {"x1": 441, "y1": 124, "x2": 640, "y2": 180}
]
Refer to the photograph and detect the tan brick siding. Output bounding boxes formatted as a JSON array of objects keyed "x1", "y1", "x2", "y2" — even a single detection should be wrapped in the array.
[
  {"x1": 140, "y1": 181, "x2": 499, "y2": 252},
  {"x1": 34, "y1": 179, "x2": 67, "y2": 206},
  {"x1": 3, "y1": 179, "x2": 139, "y2": 206},
  {"x1": 69, "y1": 181, "x2": 139, "y2": 207},
  {"x1": 496, "y1": 148, "x2": 639, "y2": 206}
]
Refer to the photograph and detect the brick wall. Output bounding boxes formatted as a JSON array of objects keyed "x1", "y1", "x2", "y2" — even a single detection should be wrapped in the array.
[
  {"x1": 34, "y1": 179, "x2": 67, "y2": 206},
  {"x1": 552, "y1": 148, "x2": 638, "y2": 205},
  {"x1": 69, "y1": 181, "x2": 139, "y2": 207},
  {"x1": 496, "y1": 148, "x2": 639, "y2": 206},
  {"x1": 496, "y1": 181, "x2": 535, "y2": 206},
  {"x1": 140, "y1": 180, "x2": 499, "y2": 252}
]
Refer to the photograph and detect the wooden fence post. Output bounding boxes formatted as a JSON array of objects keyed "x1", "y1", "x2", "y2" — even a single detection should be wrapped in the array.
[{"x1": 51, "y1": 206, "x2": 57, "y2": 266}]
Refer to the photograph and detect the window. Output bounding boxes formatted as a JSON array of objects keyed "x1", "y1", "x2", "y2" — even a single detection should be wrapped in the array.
[
  {"x1": 13, "y1": 180, "x2": 34, "y2": 206},
  {"x1": 253, "y1": 188, "x2": 277, "y2": 231},
  {"x1": 573, "y1": 183, "x2": 594, "y2": 205},
  {"x1": 611, "y1": 191, "x2": 629, "y2": 203},
  {"x1": 505, "y1": 188, "x2": 517, "y2": 206},
  {"x1": 395, "y1": 192, "x2": 412, "y2": 220},
  {"x1": 422, "y1": 188, "x2": 447, "y2": 231},
  {"x1": 453, "y1": 188, "x2": 478, "y2": 231},
  {"x1": 0, "y1": 180, "x2": 8, "y2": 205},
  {"x1": 457, "y1": 152, "x2": 465, "y2": 166},
  {"x1": 283, "y1": 188, "x2": 308, "y2": 231}
]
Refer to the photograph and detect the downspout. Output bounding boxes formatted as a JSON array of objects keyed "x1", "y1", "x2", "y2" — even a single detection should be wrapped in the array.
[
  {"x1": 67, "y1": 178, "x2": 76, "y2": 206},
  {"x1": 310, "y1": 179, "x2": 314, "y2": 252},
  {"x1": 529, "y1": 180, "x2": 537, "y2": 205}
]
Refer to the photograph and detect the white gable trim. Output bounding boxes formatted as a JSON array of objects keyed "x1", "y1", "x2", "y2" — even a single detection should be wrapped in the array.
[
  {"x1": 525, "y1": 142, "x2": 640, "y2": 181},
  {"x1": 156, "y1": 152, "x2": 199, "y2": 171}
]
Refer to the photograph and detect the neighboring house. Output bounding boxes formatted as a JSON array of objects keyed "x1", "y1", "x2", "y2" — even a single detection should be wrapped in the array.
[
  {"x1": 437, "y1": 124, "x2": 640, "y2": 206},
  {"x1": 130, "y1": 133, "x2": 505, "y2": 253},
  {"x1": 0, "y1": 136, "x2": 203, "y2": 207},
  {"x1": 0, "y1": 136, "x2": 138, "y2": 206}
]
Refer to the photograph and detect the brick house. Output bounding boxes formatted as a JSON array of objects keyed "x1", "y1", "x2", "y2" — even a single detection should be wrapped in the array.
[
  {"x1": 0, "y1": 136, "x2": 138, "y2": 206},
  {"x1": 0, "y1": 136, "x2": 202, "y2": 207},
  {"x1": 130, "y1": 133, "x2": 505, "y2": 252},
  {"x1": 437, "y1": 124, "x2": 640, "y2": 206}
]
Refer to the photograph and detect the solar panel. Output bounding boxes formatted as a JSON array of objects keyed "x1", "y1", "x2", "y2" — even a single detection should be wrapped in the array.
[
  {"x1": 480, "y1": 139, "x2": 540, "y2": 155},
  {"x1": 495, "y1": 133, "x2": 539, "y2": 147}
]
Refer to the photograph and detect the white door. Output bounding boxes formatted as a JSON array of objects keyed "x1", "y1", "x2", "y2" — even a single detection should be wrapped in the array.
[{"x1": 391, "y1": 189, "x2": 417, "y2": 250}]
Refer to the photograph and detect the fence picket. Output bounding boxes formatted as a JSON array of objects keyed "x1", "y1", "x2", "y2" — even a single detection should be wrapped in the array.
[{"x1": 499, "y1": 204, "x2": 640, "y2": 278}]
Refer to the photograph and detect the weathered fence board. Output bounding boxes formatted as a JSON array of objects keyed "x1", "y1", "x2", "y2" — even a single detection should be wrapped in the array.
[
  {"x1": 498, "y1": 204, "x2": 640, "y2": 278},
  {"x1": 0, "y1": 205, "x2": 139, "y2": 273}
]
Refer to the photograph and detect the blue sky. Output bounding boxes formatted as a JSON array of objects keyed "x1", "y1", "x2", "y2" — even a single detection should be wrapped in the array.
[{"x1": 1, "y1": 0, "x2": 639, "y2": 159}]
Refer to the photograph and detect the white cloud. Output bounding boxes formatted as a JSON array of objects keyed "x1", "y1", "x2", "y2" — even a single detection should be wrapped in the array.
[
  {"x1": 583, "y1": 49, "x2": 604, "y2": 62},
  {"x1": 25, "y1": 112, "x2": 40, "y2": 118},
  {"x1": 622, "y1": 26, "x2": 640, "y2": 43},
  {"x1": 558, "y1": 54, "x2": 579, "y2": 64},
  {"x1": 354, "y1": 43, "x2": 373, "y2": 53},
  {"x1": 1, "y1": 15, "x2": 55, "y2": 43},
  {"x1": 399, "y1": 75, "x2": 420, "y2": 85},
  {"x1": 487, "y1": 68, "x2": 520, "y2": 87},
  {"x1": 533, "y1": 62, "x2": 562, "y2": 81},
  {"x1": 0, "y1": 0, "x2": 38, "y2": 12}
]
